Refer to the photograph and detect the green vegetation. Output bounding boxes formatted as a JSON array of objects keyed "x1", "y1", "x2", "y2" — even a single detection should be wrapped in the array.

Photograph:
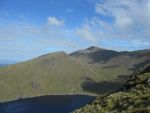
[
  {"x1": 0, "y1": 47, "x2": 150, "y2": 102},
  {"x1": 73, "y1": 66, "x2": 150, "y2": 113}
]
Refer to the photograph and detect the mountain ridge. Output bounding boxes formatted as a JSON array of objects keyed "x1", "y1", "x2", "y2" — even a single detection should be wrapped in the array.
[{"x1": 0, "y1": 46, "x2": 150, "y2": 102}]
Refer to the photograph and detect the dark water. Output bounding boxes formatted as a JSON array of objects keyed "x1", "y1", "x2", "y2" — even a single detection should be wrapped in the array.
[{"x1": 0, "y1": 95, "x2": 96, "y2": 113}]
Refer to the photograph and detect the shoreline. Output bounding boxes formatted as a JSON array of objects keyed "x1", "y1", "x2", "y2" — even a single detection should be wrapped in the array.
[{"x1": 0, "y1": 93, "x2": 98, "y2": 104}]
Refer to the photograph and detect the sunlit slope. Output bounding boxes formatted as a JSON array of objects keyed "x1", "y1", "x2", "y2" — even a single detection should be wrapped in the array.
[
  {"x1": 0, "y1": 52, "x2": 96, "y2": 102},
  {"x1": 0, "y1": 47, "x2": 150, "y2": 102}
]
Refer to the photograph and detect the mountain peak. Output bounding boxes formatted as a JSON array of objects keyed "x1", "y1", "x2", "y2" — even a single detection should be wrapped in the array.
[
  {"x1": 86, "y1": 46, "x2": 105, "y2": 52},
  {"x1": 70, "y1": 46, "x2": 108, "y2": 56}
]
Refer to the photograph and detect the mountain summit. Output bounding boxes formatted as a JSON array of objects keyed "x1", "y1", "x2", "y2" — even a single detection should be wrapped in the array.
[
  {"x1": 0, "y1": 47, "x2": 150, "y2": 102},
  {"x1": 86, "y1": 46, "x2": 106, "y2": 52},
  {"x1": 70, "y1": 46, "x2": 106, "y2": 55}
]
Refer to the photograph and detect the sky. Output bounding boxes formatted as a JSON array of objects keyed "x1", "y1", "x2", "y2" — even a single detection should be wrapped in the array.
[{"x1": 0, "y1": 0, "x2": 150, "y2": 62}]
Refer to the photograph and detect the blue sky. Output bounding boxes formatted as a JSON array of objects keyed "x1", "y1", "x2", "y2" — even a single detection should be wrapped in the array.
[{"x1": 0, "y1": 0, "x2": 150, "y2": 62}]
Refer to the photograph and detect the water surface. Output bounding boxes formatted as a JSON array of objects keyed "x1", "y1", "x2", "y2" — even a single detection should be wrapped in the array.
[{"x1": 0, "y1": 95, "x2": 96, "y2": 113}]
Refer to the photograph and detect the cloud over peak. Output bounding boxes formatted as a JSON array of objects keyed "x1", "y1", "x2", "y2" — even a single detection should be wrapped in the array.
[
  {"x1": 76, "y1": 0, "x2": 150, "y2": 50},
  {"x1": 0, "y1": 0, "x2": 150, "y2": 61}
]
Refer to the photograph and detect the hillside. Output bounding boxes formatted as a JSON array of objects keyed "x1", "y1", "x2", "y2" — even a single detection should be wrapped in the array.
[
  {"x1": 73, "y1": 65, "x2": 150, "y2": 113},
  {"x1": 0, "y1": 52, "x2": 93, "y2": 102},
  {"x1": 0, "y1": 47, "x2": 150, "y2": 102}
]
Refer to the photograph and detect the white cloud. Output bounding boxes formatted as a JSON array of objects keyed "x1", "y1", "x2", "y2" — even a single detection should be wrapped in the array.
[
  {"x1": 76, "y1": 24, "x2": 97, "y2": 42},
  {"x1": 76, "y1": 0, "x2": 150, "y2": 50},
  {"x1": 33, "y1": 0, "x2": 150, "y2": 50},
  {"x1": 96, "y1": 0, "x2": 150, "y2": 30},
  {"x1": 76, "y1": 17, "x2": 113, "y2": 42},
  {"x1": 47, "y1": 16, "x2": 64, "y2": 27},
  {"x1": 0, "y1": 0, "x2": 150, "y2": 56},
  {"x1": 0, "y1": 16, "x2": 84, "y2": 61}
]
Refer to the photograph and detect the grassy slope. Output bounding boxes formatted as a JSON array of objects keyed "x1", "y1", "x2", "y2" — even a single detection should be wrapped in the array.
[
  {"x1": 0, "y1": 52, "x2": 95, "y2": 102},
  {"x1": 0, "y1": 48, "x2": 150, "y2": 102},
  {"x1": 70, "y1": 47, "x2": 150, "y2": 81},
  {"x1": 0, "y1": 55, "x2": 129, "y2": 101},
  {"x1": 73, "y1": 66, "x2": 150, "y2": 113}
]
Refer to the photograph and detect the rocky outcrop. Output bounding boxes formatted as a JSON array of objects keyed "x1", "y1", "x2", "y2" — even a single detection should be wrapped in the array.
[{"x1": 73, "y1": 66, "x2": 150, "y2": 113}]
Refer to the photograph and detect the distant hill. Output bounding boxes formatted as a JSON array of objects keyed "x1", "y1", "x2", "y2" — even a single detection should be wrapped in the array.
[
  {"x1": 0, "y1": 60, "x2": 16, "y2": 67},
  {"x1": 0, "y1": 46, "x2": 150, "y2": 102},
  {"x1": 73, "y1": 65, "x2": 150, "y2": 113}
]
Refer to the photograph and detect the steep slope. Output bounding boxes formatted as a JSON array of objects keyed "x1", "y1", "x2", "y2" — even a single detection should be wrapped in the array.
[
  {"x1": 73, "y1": 66, "x2": 150, "y2": 113},
  {"x1": 70, "y1": 46, "x2": 119, "y2": 63},
  {"x1": 71, "y1": 46, "x2": 150, "y2": 81},
  {"x1": 0, "y1": 52, "x2": 96, "y2": 102},
  {"x1": 0, "y1": 47, "x2": 150, "y2": 102}
]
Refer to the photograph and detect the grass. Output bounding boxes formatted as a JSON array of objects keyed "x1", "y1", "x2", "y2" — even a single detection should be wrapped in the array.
[
  {"x1": 72, "y1": 67, "x2": 150, "y2": 113},
  {"x1": 0, "y1": 48, "x2": 149, "y2": 102}
]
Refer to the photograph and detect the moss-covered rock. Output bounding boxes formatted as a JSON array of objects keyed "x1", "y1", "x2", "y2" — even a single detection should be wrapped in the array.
[{"x1": 72, "y1": 66, "x2": 150, "y2": 113}]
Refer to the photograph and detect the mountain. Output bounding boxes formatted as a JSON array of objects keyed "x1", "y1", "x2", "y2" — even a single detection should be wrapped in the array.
[
  {"x1": 71, "y1": 46, "x2": 150, "y2": 67},
  {"x1": 0, "y1": 46, "x2": 150, "y2": 102},
  {"x1": 73, "y1": 65, "x2": 150, "y2": 113},
  {"x1": 0, "y1": 60, "x2": 16, "y2": 67},
  {"x1": 0, "y1": 51, "x2": 92, "y2": 102}
]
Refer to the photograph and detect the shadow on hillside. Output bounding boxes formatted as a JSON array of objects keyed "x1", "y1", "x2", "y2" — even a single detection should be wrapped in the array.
[
  {"x1": 116, "y1": 75, "x2": 130, "y2": 82},
  {"x1": 81, "y1": 76, "x2": 125, "y2": 95},
  {"x1": 87, "y1": 50, "x2": 120, "y2": 64},
  {"x1": 129, "y1": 60, "x2": 150, "y2": 71}
]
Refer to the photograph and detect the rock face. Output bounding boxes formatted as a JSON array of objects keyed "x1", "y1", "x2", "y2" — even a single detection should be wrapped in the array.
[
  {"x1": 146, "y1": 78, "x2": 150, "y2": 86},
  {"x1": 73, "y1": 66, "x2": 150, "y2": 113}
]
